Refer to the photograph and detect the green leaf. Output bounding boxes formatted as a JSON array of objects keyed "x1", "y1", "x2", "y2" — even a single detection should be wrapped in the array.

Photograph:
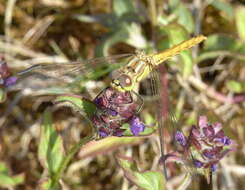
[
  {"x1": 0, "y1": 162, "x2": 24, "y2": 188},
  {"x1": 174, "y1": 4, "x2": 194, "y2": 33},
  {"x1": 38, "y1": 111, "x2": 65, "y2": 177},
  {"x1": 74, "y1": 13, "x2": 118, "y2": 28},
  {"x1": 203, "y1": 34, "x2": 245, "y2": 53},
  {"x1": 0, "y1": 89, "x2": 6, "y2": 103},
  {"x1": 211, "y1": 0, "x2": 234, "y2": 19},
  {"x1": 96, "y1": 23, "x2": 147, "y2": 56},
  {"x1": 54, "y1": 95, "x2": 96, "y2": 118},
  {"x1": 227, "y1": 80, "x2": 245, "y2": 93},
  {"x1": 169, "y1": 0, "x2": 194, "y2": 33},
  {"x1": 113, "y1": 0, "x2": 135, "y2": 17},
  {"x1": 79, "y1": 137, "x2": 143, "y2": 159},
  {"x1": 117, "y1": 155, "x2": 165, "y2": 190},
  {"x1": 236, "y1": 6, "x2": 245, "y2": 41},
  {"x1": 158, "y1": 24, "x2": 194, "y2": 78}
]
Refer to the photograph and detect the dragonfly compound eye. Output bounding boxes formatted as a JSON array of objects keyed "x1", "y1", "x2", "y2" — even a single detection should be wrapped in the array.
[{"x1": 118, "y1": 74, "x2": 132, "y2": 88}]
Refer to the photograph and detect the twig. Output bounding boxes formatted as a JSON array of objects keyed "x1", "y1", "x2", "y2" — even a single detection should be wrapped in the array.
[{"x1": 188, "y1": 75, "x2": 245, "y2": 104}]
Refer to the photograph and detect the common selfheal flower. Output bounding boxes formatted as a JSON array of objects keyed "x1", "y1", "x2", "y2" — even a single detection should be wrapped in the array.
[
  {"x1": 164, "y1": 115, "x2": 236, "y2": 179},
  {"x1": 91, "y1": 87, "x2": 146, "y2": 138}
]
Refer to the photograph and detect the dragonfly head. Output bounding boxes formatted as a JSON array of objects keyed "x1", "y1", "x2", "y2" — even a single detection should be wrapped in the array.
[{"x1": 110, "y1": 73, "x2": 136, "y2": 92}]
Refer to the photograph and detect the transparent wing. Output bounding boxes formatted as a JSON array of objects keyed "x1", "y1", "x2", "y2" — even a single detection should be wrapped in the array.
[
  {"x1": 148, "y1": 64, "x2": 199, "y2": 179},
  {"x1": 10, "y1": 53, "x2": 133, "y2": 92},
  {"x1": 147, "y1": 64, "x2": 169, "y2": 179}
]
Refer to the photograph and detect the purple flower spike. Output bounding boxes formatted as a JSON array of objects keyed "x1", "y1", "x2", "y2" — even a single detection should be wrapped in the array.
[
  {"x1": 4, "y1": 76, "x2": 17, "y2": 87},
  {"x1": 164, "y1": 115, "x2": 236, "y2": 179},
  {"x1": 129, "y1": 116, "x2": 145, "y2": 136},
  {"x1": 175, "y1": 131, "x2": 187, "y2": 146}
]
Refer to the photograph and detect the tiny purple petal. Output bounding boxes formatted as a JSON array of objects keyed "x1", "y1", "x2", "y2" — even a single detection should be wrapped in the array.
[
  {"x1": 223, "y1": 136, "x2": 231, "y2": 145},
  {"x1": 129, "y1": 116, "x2": 145, "y2": 136},
  {"x1": 108, "y1": 109, "x2": 118, "y2": 116},
  {"x1": 199, "y1": 116, "x2": 208, "y2": 128},
  {"x1": 175, "y1": 131, "x2": 187, "y2": 146},
  {"x1": 99, "y1": 128, "x2": 109, "y2": 138},
  {"x1": 203, "y1": 149, "x2": 215, "y2": 159},
  {"x1": 193, "y1": 159, "x2": 204, "y2": 168},
  {"x1": 113, "y1": 129, "x2": 124, "y2": 137},
  {"x1": 94, "y1": 97, "x2": 105, "y2": 107},
  {"x1": 211, "y1": 164, "x2": 218, "y2": 172},
  {"x1": 4, "y1": 76, "x2": 17, "y2": 87}
]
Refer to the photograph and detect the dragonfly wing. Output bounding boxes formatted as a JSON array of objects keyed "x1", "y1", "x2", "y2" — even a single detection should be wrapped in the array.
[
  {"x1": 147, "y1": 65, "x2": 169, "y2": 179},
  {"x1": 148, "y1": 65, "x2": 196, "y2": 179},
  {"x1": 10, "y1": 54, "x2": 133, "y2": 92}
]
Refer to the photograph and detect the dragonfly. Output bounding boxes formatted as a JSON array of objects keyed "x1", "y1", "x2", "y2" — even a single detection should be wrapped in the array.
[{"x1": 2, "y1": 35, "x2": 207, "y2": 179}]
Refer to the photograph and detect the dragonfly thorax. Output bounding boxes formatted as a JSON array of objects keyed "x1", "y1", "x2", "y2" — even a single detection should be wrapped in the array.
[{"x1": 111, "y1": 51, "x2": 153, "y2": 92}]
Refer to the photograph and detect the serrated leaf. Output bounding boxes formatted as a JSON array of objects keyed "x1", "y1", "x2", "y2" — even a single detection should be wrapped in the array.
[
  {"x1": 38, "y1": 111, "x2": 65, "y2": 177},
  {"x1": 211, "y1": 0, "x2": 234, "y2": 19},
  {"x1": 236, "y1": 6, "x2": 245, "y2": 41},
  {"x1": 0, "y1": 162, "x2": 24, "y2": 188},
  {"x1": 227, "y1": 80, "x2": 245, "y2": 93},
  {"x1": 117, "y1": 155, "x2": 165, "y2": 190},
  {"x1": 54, "y1": 95, "x2": 96, "y2": 118}
]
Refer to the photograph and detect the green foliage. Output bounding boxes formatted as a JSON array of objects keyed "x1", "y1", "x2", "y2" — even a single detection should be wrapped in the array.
[
  {"x1": 158, "y1": 24, "x2": 194, "y2": 78},
  {"x1": 0, "y1": 162, "x2": 24, "y2": 188},
  {"x1": 113, "y1": 0, "x2": 135, "y2": 17},
  {"x1": 227, "y1": 80, "x2": 245, "y2": 93},
  {"x1": 169, "y1": 0, "x2": 194, "y2": 33},
  {"x1": 117, "y1": 155, "x2": 165, "y2": 190},
  {"x1": 0, "y1": 89, "x2": 6, "y2": 103},
  {"x1": 203, "y1": 34, "x2": 245, "y2": 53},
  {"x1": 75, "y1": 0, "x2": 147, "y2": 56},
  {"x1": 211, "y1": 0, "x2": 234, "y2": 19},
  {"x1": 54, "y1": 95, "x2": 96, "y2": 118},
  {"x1": 236, "y1": 6, "x2": 245, "y2": 41},
  {"x1": 38, "y1": 111, "x2": 65, "y2": 189},
  {"x1": 38, "y1": 110, "x2": 65, "y2": 176}
]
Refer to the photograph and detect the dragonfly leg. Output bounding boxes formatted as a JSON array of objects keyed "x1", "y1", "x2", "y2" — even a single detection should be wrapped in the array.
[{"x1": 131, "y1": 90, "x2": 144, "y2": 113}]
